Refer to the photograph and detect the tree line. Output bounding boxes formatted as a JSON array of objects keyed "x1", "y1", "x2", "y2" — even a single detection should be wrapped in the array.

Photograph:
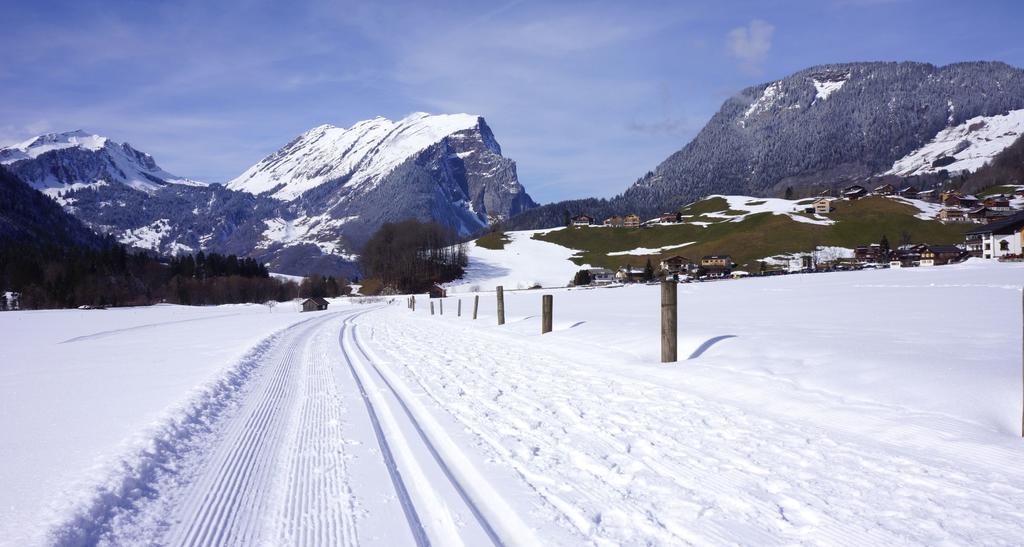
[
  {"x1": 0, "y1": 244, "x2": 349, "y2": 310},
  {"x1": 359, "y1": 220, "x2": 467, "y2": 293}
]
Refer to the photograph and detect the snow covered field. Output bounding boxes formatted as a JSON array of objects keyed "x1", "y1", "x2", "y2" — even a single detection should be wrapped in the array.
[{"x1": 2, "y1": 261, "x2": 1024, "y2": 545}]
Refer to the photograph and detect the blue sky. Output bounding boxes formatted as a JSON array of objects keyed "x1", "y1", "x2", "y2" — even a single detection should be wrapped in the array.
[{"x1": 1, "y1": 0, "x2": 1022, "y2": 203}]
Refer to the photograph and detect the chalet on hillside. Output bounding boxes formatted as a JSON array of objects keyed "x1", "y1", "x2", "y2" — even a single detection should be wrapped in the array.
[
  {"x1": 428, "y1": 285, "x2": 447, "y2": 298},
  {"x1": 659, "y1": 212, "x2": 681, "y2": 223},
  {"x1": 965, "y1": 211, "x2": 1024, "y2": 258},
  {"x1": 812, "y1": 198, "x2": 832, "y2": 215},
  {"x1": 700, "y1": 255, "x2": 734, "y2": 275},
  {"x1": 842, "y1": 185, "x2": 867, "y2": 200},
  {"x1": 854, "y1": 244, "x2": 886, "y2": 263},
  {"x1": 983, "y1": 195, "x2": 1012, "y2": 210},
  {"x1": 920, "y1": 245, "x2": 965, "y2": 266},
  {"x1": 938, "y1": 208, "x2": 966, "y2": 223},
  {"x1": 873, "y1": 183, "x2": 895, "y2": 196},
  {"x1": 940, "y1": 190, "x2": 963, "y2": 207},
  {"x1": 959, "y1": 195, "x2": 979, "y2": 208},
  {"x1": 615, "y1": 266, "x2": 646, "y2": 283},
  {"x1": 660, "y1": 255, "x2": 696, "y2": 276},
  {"x1": 571, "y1": 214, "x2": 594, "y2": 226},
  {"x1": 898, "y1": 186, "x2": 919, "y2": 199},
  {"x1": 301, "y1": 297, "x2": 329, "y2": 312},
  {"x1": 588, "y1": 268, "x2": 615, "y2": 285},
  {"x1": 604, "y1": 215, "x2": 624, "y2": 227},
  {"x1": 623, "y1": 214, "x2": 641, "y2": 228},
  {"x1": 917, "y1": 189, "x2": 938, "y2": 202}
]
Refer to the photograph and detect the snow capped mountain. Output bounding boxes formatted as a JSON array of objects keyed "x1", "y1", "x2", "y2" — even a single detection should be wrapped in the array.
[
  {"x1": 3, "y1": 114, "x2": 535, "y2": 277},
  {"x1": 229, "y1": 113, "x2": 487, "y2": 201},
  {"x1": 0, "y1": 130, "x2": 205, "y2": 194},
  {"x1": 886, "y1": 108, "x2": 1024, "y2": 176},
  {"x1": 228, "y1": 112, "x2": 535, "y2": 270}
]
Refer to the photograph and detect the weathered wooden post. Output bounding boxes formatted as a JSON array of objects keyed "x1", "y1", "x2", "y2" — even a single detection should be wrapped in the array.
[
  {"x1": 542, "y1": 294, "x2": 553, "y2": 334},
  {"x1": 473, "y1": 294, "x2": 479, "y2": 320},
  {"x1": 457, "y1": 299, "x2": 462, "y2": 317},
  {"x1": 661, "y1": 280, "x2": 677, "y2": 363},
  {"x1": 412, "y1": 295, "x2": 416, "y2": 312},
  {"x1": 430, "y1": 301, "x2": 434, "y2": 316},
  {"x1": 1021, "y1": 288, "x2": 1023, "y2": 438},
  {"x1": 440, "y1": 299, "x2": 444, "y2": 315},
  {"x1": 496, "y1": 286, "x2": 505, "y2": 325}
]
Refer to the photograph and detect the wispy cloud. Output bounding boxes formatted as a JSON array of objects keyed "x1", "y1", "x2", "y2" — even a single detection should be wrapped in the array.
[{"x1": 726, "y1": 19, "x2": 775, "y2": 74}]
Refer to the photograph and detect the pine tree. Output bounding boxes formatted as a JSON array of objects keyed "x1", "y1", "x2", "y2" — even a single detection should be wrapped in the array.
[
  {"x1": 643, "y1": 259, "x2": 655, "y2": 282},
  {"x1": 879, "y1": 235, "x2": 891, "y2": 262}
]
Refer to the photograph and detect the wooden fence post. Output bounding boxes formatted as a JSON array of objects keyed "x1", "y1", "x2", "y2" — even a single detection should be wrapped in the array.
[
  {"x1": 440, "y1": 299, "x2": 444, "y2": 315},
  {"x1": 458, "y1": 299, "x2": 462, "y2": 317},
  {"x1": 542, "y1": 294, "x2": 553, "y2": 334},
  {"x1": 1020, "y1": 287, "x2": 1023, "y2": 438},
  {"x1": 661, "y1": 280, "x2": 677, "y2": 363},
  {"x1": 473, "y1": 294, "x2": 479, "y2": 320},
  {"x1": 412, "y1": 296, "x2": 416, "y2": 312},
  {"x1": 430, "y1": 301, "x2": 434, "y2": 316},
  {"x1": 496, "y1": 286, "x2": 505, "y2": 325}
]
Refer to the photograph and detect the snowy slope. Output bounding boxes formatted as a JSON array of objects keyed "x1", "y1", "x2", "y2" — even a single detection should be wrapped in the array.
[
  {"x1": 228, "y1": 113, "x2": 483, "y2": 201},
  {"x1": 447, "y1": 227, "x2": 590, "y2": 292},
  {"x1": 0, "y1": 130, "x2": 205, "y2": 193},
  {"x1": 886, "y1": 109, "x2": 1024, "y2": 176}
]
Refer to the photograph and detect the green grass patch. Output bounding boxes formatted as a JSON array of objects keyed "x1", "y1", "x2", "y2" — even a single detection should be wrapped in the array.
[
  {"x1": 680, "y1": 196, "x2": 729, "y2": 215},
  {"x1": 532, "y1": 196, "x2": 970, "y2": 270},
  {"x1": 475, "y1": 230, "x2": 511, "y2": 250},
  {"x1": 976, "y1": 185, "x2": 1017, "y2": 197}
]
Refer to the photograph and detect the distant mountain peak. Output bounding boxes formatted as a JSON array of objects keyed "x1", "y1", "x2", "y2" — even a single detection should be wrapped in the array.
[
  {"x1": 228, "y1": 112, "x2": 487, "y2": 201},
  {"x1": 0, "y1": 130, "x2": 206, "y2": 193}
]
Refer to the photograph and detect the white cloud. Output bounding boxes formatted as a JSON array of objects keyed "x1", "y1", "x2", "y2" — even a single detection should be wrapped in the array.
[{"x1": 726, "y1": 19, "x2": 775, "y2": 74}]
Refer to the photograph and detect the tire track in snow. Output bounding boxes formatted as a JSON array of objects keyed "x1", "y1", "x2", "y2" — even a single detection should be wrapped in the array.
[
  {"x1": 59, "y1": 312, "x2": 244, "y2": 344},
  {"x1": 343, "y1": 313, "x2": 540, "y2": 547}
]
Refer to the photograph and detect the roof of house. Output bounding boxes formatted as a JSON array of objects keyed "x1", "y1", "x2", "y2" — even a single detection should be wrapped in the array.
[
  {"x1": 925, "y1": 244, "x2": 963, "y2": 254},
  {"x1": 661, "y1": 255, "x2": 692, "y2": 262},
  {"x1": 303, "y1": 297, "x2": 329, "y2": 306},
  {"x1": 702, "y1": 255, "x2": 732, "y2": 260},
  {"x1": 965, "y1": 211, "x2": 1024, "y2": 235},
  {"x1": 588, "y1": 267, "x2": 614, "y2": 274}
]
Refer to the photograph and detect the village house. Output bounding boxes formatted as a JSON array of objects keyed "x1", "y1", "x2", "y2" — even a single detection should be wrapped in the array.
[
  {"x1": 959, "y1": 195, "x2": 979, "y2": 208},
  {"x1": 588, "y1": 268, "x2": 615, "y2": 285},
  {"x1": 983, "y1": 195, "x2": 1012, "y2": 211},
  {"x1": 700, "y1": 255, "x2": 735, "y2": 276},
  {"x1": 659, "y1": 255, "x2": 697, "y2": 277},
  {"x1": 938, "y1": 207, "x2": 967, "y2": 223},
  {"x1": 854, "y1": 244, "x2": 887, "y2": 264},
  {"x1": 615, "y1": 266, "x2": 646, "y2": 283},
  {"x1": 604, "y1": 215, "x2": 625, "y2": 227},
  {"x1": 873, "y1": 183, "x2": 895, "y2": 196},
  {"x1": 842, "y1": 185, "x2": 867, "y2": 200},
  {"x1": 659, "y1": 212, "x2": 681, "y2": 223},
  {"x1": 919, "y1": 245, "x2": 965, "y2": 266},
  {"x1": 898, "y1": 186, "x2": 919, "y2": 199},
  {"x1": 964, "y1": 211, "x2": 1024, "y2": 259},
  {"x1": 428, "y1": 285, "x2": 447, "y2": 298},
  {"x1": 301, "y1": 297, "x2": 329, "y2": 312},
  {"x1": 940, "y1": 190, "x2": 963, "y2": 207},
  {"x1": 917, "y1": 189, "x2": 938, "y2": 202},
  {"x1": 813, "y1": 197, "x2": 833, "y2": 215},
  {"x1": 571, "y1": 214, "x2": 594, "y2": 227},
  {"x1": 623, "y1": 214, "x2": 641, "y2": 228}
]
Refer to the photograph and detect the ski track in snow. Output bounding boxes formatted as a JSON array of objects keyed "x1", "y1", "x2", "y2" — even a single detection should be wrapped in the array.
[
  {"x1": 53, "y1": 307, "x2": 527, "y2": 546},
  {"x1": 360, "y1": 307, "x2": 1024, "y2": 546}
]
